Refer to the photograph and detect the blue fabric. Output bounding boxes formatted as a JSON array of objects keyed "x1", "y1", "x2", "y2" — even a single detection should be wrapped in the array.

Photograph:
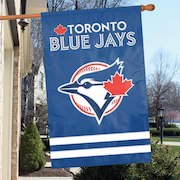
[{"x1": 41, "y1": 6, "x2": 151, "y2": 168}]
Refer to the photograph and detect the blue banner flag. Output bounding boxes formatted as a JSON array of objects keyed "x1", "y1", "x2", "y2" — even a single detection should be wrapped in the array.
[{"x1": 41, "y1": 6, "x2": 151, "y2": 168}]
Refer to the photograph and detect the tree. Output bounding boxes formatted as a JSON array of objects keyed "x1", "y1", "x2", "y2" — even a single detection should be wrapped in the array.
[
  {"x1": 73, "y1": 143, "x2": 180, "y2": 180},
  {"x1": 166, "y1": 83, "x2": 180, "y2": 111},
  {"x1": 47, "y1": 0, "x2": 133, "y2": 12},
  {"x1": 133, "y1": 143, "x2": 180, "y2": 180},
  {"x1": 21, "y1": 18, "x2": 44, "y2": 125},
  {"x1": 147, "y1": 51, "x2": 179, "y2": 128},
  {"x1": 48, "y1": 0, "x2": 74, "y2": 11},
  {"x1": 19, "y1": 122, "x2": 46, "y2": 172},
  {"x1": 166, "y1": 110, "x2": 180, "y2": 124},
  {"x1": 35, "y1": 101, "x2": 48, "y2": 134}
]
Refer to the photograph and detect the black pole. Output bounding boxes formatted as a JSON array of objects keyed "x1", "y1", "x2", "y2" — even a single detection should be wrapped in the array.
[
  {"x1": 160, "y1": 117, "x2": 163, "y2": 144},
  {"x1": 75, "y1": 0, "x2": 78, "y2": 10}
]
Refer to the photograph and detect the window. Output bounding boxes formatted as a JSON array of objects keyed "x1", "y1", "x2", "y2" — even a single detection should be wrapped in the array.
[{"x1": 39, "y1": 72, "x2": 44, "y2": 90}]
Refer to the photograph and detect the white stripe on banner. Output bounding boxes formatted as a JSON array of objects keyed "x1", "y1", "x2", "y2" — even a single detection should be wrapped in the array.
[
  {"x1": 50, "y1": 131, "x2": 150, "y2": 146},
  {"x1": 51, "y1": 144, "x2": 151, "y2": 159}
]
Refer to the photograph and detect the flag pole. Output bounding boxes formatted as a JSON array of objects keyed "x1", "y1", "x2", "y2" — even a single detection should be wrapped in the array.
[
  {"x1": 0, "y1": 4, "x2": 155, "y2": 20},
  {"x1": 141, "y1": 4, "x2": 155, "y2": 11}
]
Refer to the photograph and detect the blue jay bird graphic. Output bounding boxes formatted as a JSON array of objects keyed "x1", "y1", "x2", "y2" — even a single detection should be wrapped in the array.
[{"x1": 58, "y1": 58, "x2": 129, "y2": 124}]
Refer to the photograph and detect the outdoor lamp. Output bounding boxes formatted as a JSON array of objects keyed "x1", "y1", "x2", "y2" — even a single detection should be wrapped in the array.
[
  {"x1": 18, "y1": 19, "x2": 29, "y2": 31},
  {"x1": 157, "y1": 104, "x2": 165, "y2": 118},
  {"x1": 157, "y1": 104, "x2": 165, "y2": 144}
]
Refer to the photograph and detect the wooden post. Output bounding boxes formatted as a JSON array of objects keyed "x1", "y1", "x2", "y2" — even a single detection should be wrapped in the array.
[
  {"x1": 0, "y1": 4, "x2": 155, "y2": 20},
  {"x1": 0, "y1": 14, "x2": 40, "y2": 20},
  {"x1": 141, "y1": 4, "x2": 155, "y2": 11}
]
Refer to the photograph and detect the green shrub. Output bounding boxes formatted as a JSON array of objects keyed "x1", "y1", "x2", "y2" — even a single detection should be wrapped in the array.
[
  {"x1": 149, "y1": 122, "x2": 156, "y2": 128},
  {"x1": 150, "y1": 128, "x2": 180, "y2": 136},
  {"x1": 163, "y1": 128, "x2": 180, "y2": 136},
  {"x1": 164, "y1": 123, "x2": 178, "y2": 128},
  {"x1": 73, "y1": 142, "x2": 179, "y2": 180},
  {"x1": 150, "y1": 128, "x2": 160, "y2": 136},
  {"x1": 42, "y1": 138, "x2": 50, "y2": 151},
  {"x1": 19, "y1": 122, "x2": 46, "y2": 172},
  {"x1": 74, "y1": 164, "x2": 132, "y2": 180},
  {"x1": 133, "y1": 143, "x2": 180, "y2": 179}
]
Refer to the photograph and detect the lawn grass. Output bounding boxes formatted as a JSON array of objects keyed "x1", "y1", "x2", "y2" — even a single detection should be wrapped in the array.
[
  {"x1": 151, "y1": 137, "x2": 180, "y2": 174},
  {"x1": 176, "y1": 166, "x2": 180, "y2": 175},
  {"x1": 169, "y1": 146, "x2": 180, "y2": 155},
  {"x1": 150, "y1": 128, "x2": 180, "y2": 131},
  {"x1": 169, "y1": 146, "x2": 180, "y2": 174},
  {"x1": 152, "y1": 136, "x2": 180, "y2": 142}
]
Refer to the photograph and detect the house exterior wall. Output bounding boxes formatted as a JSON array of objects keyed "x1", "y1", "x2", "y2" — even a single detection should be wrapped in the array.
[
  {"x1": 11, "y1": 47, "x2": 20, "y2": 180},
  {"x1": 0, "y1": 1, "x2": 3, "y2": 179},
  {"x1": 0, "y1": 1, "x2": 20, "y2": 179},
  {"x1": 11, "y1": 1, "x2": 21, "y2": 179},
  {"x1": 34, "y1": 63, "x2": 47, "y2": 134},
  {"x1": 0, "y1": 1, "x2": 47, "y2": 179},
  {"x1": 2, "y1": 2, "x2": 14, "y2": 180},
  {"x1": 3, "y1": 49, "x2": 14, "y2": 180},
  {"x1": 34, "y1": 62, "x2": 47, "y2": 105}
]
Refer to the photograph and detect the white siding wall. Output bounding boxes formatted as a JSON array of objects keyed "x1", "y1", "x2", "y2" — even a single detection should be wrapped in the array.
[
  {"x1": 2, "y1": 49, "x2": 14, "y2": 180},
  {"x1": 0, "y1": 1, "x2": 3, "y2": 179},
  {"x1": 1, "y1": 2, "x2": 14, "y2": 180}
]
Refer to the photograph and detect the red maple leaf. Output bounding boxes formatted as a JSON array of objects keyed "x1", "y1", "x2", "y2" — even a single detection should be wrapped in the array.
[
  {"x1": 104, "y1": 72, "x2": 134, "y2": 96},
  {"x1": 54, "y1": 24, "x2": 67, "y2": 35}
]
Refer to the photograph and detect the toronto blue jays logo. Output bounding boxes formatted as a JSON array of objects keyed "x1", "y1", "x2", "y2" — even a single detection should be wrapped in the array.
[{"x1": 58, "y1": 58, "x2": 134, "y2": 125}]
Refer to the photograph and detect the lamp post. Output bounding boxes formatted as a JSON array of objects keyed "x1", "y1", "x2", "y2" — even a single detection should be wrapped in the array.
[
  {"x1": 46, "y1": 123, "x2": 49, "y2": 139},
  {"x1": 157, "y1": 104, "x2": 165, "y2": 144}
]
